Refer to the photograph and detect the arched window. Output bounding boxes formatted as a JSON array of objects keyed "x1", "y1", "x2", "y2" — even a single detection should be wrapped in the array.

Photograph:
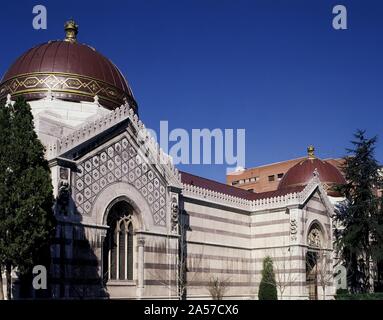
[
  {"x1": 103, "y1": 201, "x2": 134, "y2": 281},
  {"x1": 307, "y1": 224, "x2": 323, "y2": 249}
]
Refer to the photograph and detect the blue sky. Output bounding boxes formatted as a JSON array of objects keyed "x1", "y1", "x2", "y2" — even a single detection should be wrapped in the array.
[{"x1": 1, "y1": 0, "x2": 382, "y2": 182}]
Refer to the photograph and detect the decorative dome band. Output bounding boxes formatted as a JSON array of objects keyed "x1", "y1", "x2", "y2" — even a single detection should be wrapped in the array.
[{"x1": 0, "y1": 72, "x2": 138, "y2": 111}]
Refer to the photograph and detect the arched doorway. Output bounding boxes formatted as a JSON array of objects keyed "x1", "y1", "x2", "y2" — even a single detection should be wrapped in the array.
[
  {"x1": 102, "y1": 200, "x2": 135, "y2": 283},
  {"x1": 305, "y1": 224, "x2": 324, "y2": 300}
]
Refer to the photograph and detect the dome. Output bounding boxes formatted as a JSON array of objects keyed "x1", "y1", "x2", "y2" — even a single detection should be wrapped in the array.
[
  {"x1": 0, "y1": 20, "x2": 137, "y2": 111},
  {"x1": 278, "y1": 146, "x2": 346, "y2": 194}
]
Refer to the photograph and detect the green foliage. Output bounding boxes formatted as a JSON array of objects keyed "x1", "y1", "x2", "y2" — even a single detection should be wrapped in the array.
[
  {"x1": 336, "y1": 288, "x2": 349, "y2": 295},
  {"x1": 334, "y1": 130, "x2": 383, "y2": 293},
  {"x1": 0, "y1": 97, "x2": 55, "y2": 278},
  {"x1": 335, "y1": 292, "x2": 383, "y2": 300},
  {"x1": 258, "y1": 256, "x2": 278, "y2": 300}
]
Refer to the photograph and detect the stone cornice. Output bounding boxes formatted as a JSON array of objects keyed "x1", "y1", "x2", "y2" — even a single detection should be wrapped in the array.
[
  {"x1": 46, "y1": 104, "x2": 131, "y2": 159},
  {"x1": 182, "y1": 183, "x2": 254, "y2": 211},
  {"x1": 182, "y1": 174, "x2": 333, "y2": 214},
  {"x1": 46, "y1": 102, "x2": 182, "y2": 188},
  {"x1": 252, "y1": 192, "x2": 300, "y2": 211}
]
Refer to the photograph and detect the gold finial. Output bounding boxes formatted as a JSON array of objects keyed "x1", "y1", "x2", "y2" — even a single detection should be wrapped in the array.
[
  {"x1": 307, "y1": 145, "x2": 315, "y2": 159},
  {"x1": 64, "y1": 19, "x2": 78, "y2": 43}
]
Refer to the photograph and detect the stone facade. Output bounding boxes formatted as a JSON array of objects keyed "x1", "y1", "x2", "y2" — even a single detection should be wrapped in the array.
[{"x1": 3, "y1": 95, "x2": 339, "y2": 300}]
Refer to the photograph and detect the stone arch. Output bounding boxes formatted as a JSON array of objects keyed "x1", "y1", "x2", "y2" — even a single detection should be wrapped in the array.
[
  {"x1": 103, "y1": 200, "x2": 136, "y2": 282},
  {"x1": 92, "y1": 181, "x2": 154, "y2": 230},
  {"x1": 304, "y1": 220, "x2": 333, "y2": 300},
  {"x1": 304, "y1": 219, "x2": 329, "y2": 250},
  {"x1": 103, "y1": 196, "x2": 143, "y2": 231}
]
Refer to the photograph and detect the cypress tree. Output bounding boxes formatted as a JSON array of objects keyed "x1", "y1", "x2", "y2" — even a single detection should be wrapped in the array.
[
  {"x1": 0, "y1": 99, "x2": 12, "y2": 299},
  {"x1": 258, "y1": 256, "x2": 278, "y2": 300},
  {"x1": 0, "y1": 97, "x2": 55, "y2": 299},
  {"x1": 335, "y1": 129, "x2": 383, "y2": 293}
]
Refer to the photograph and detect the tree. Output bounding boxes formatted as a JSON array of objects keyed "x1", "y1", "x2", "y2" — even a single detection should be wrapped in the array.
[
  {"x1": 146, "y1": 210, "x2": 205, "y2": 299},
  {"x1": 258, "y1": 256, "x2": 278, "y2": 300},
  {"x1": 316, "y1": 250, "x2": 334, "y2": 300},
  {"x1": 334, "y1": 129, "x2": 383, "y2": 294},
  {"x1": 0, "y1": 99, "x2": 12, "y2": 300},
  {"x1": 207, "y1": 276, "x2": 229, "y2": 300},
  {"x1": 270, "y1": 248, "x2": 299, "y2": 300},
  {"x1": 0, "y1": 97, "x2": 55, "y2": 299},
  {"x1": 306, "y1": 249, "x2": 333, "y2": 300}
]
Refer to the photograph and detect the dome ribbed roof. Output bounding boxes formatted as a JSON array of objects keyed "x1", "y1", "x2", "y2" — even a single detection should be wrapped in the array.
[
  {"x1": 278, "y1": 146, "x2": 346, "y2": 195},
  {"x1": 0, "y1": 20, "x2": 137, "y2": 111}
]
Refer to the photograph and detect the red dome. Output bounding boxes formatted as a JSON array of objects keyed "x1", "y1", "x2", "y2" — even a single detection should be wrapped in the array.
[
  {"x1": 278, "y1": 154, "x2": 346, "y2": 194},
  {"x1": 0, "y1": 21, "x2": 137, "y2": 111}
]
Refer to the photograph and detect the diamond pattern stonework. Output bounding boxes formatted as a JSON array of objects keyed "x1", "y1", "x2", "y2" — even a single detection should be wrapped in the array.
[{"x1": 73, "y1": 137, "x2": 167, "y2": 225}]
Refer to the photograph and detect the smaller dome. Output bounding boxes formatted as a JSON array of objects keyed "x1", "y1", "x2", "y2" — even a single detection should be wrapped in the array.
[{"x1": 278, "y1": 146, "x2": 346, "y2": 195}]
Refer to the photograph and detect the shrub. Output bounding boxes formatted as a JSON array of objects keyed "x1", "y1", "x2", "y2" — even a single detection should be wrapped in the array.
[
  {"x1": 336, "y1": 288, "x2": 348, "y2": 295},
  {"x1": 335, "y1": 293, "x2": 383, "y2": 300},
  {"x1": 258, "y1": 256, "x2": 278, "y2": 300}
]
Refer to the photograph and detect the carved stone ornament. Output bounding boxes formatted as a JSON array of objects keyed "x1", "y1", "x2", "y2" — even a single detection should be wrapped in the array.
[
  {"x1": 57, "y1": 180, "x2": 71, "y2": 215},
  {"x1": 290, "y1": 218, "x2": 298, "y2": 240},
  {"x1": 72, "y1": 136, "x2": 167, "y2": 225},
  {"x1": 171, "y1": 196, "x2": 179, "y2": 233},
  {"x1": 307, "y1": 226, "x2": 322, "y2": 248}
]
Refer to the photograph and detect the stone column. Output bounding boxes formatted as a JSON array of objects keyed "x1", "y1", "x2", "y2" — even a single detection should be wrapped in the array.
[
  {"x1": 289, "y1": 207, "x2": 306, "y2": 299},
  {"x1": 100, "y1": 229, "x2": 107, "y2": 281},
  {"x1": 137, "y1": 237, "x2": 145, "y2": 289}
]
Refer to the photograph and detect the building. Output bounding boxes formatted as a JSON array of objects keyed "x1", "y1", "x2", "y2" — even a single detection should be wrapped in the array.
[
  {"x1": 0, "y1": 21, "x2": 347, "y2": 300},
  {"x1": 226, "y1": 148, "x2": 344, "y2": 194}
]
